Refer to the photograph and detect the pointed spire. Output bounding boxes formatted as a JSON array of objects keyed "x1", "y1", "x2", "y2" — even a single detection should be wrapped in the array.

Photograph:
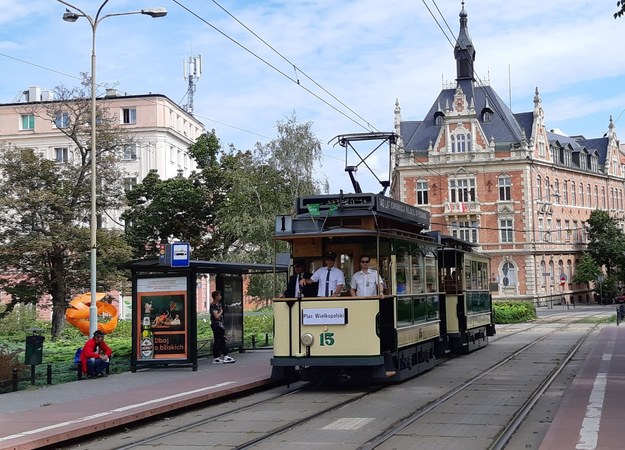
[{"x1": 454, "y1": 1, "x2": 475, "y2": 82}]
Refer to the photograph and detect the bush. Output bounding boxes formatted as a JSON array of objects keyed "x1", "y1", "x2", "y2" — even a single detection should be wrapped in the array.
[
  {"x1": 0, "y1": 345, "x2": 27, "y2": 393},
  {"x1": 493, "y1": 301, "x2": 536, "y2": 324}
]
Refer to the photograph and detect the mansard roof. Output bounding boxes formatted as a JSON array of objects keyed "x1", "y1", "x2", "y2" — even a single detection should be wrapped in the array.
[
  {"x1": 402, "y1": 85, "x2": 526, "y2": 152},
  {"x1": 547, "y1": 131, "x2": 608, "y2": 164}
]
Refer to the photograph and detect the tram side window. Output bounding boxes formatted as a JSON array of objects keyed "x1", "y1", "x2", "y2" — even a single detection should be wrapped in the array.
[
  {"x1": 411, "y1": 248, "x2": 424, "y2": 294},
  {"x1": 396, "y1": 249, "x2": 410, "y2": 294},
  {"x1": 424, "y1": 252, "x2": 437, "y2": 293}
]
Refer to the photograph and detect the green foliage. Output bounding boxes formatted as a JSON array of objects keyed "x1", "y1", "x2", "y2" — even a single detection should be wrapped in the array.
[
  {"x1": 0, "y1": 304, "x2": 40, "y2": 336},
  {"x1": 493, "y1": 301, "x2": 536, "y2": 324},
  {"x1": 0, "y1": 78, "x2": 134, "y2": 338},
  {"x1": 616, "y1": 1, "x2": 625, "y2": 18},
  {"x1": 573, "y1": 252, "x2": 600, "y2": 284},
  {"x1": 586, "y1": 210, "x2": 625, "y2": 280}
]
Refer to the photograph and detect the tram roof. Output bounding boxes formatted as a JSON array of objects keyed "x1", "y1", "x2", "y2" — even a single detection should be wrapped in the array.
[
  {"x1": 294, "y1": 193, "x2": 431, "y2": 228},
  {"x1": 123, "y1": 258, "x2": 287, "y2": 274}
]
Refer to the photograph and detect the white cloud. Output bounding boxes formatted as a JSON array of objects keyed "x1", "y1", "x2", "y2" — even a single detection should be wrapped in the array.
[{"x1": 0, "y1": 0, "x2": 623, "y2": 194}]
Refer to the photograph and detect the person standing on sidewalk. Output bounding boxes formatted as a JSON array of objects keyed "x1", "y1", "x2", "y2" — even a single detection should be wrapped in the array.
[{"x1": 210, "y1": 290, "x2": 235, "y2": 364}]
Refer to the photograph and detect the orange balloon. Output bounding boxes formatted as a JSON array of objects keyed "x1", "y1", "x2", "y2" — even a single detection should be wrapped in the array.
[{"x1": 65, "y1": 292, "x2": 118, "y2": 335}]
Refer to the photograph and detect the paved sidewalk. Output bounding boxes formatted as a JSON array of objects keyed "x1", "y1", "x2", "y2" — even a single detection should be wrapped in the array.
[{"x1": 0, "y1": 350, "x2": 275, "y2": 450}]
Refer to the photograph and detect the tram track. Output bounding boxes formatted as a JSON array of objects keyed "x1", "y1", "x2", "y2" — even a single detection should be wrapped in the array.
[{"x1": 63, "y1": 317, "x2": 608, "y2": 450}]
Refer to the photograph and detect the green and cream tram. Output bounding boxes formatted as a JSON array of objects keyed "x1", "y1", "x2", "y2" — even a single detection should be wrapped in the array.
[{"x1": 271, "y1": 193, "x2": 494, "y2": 383}]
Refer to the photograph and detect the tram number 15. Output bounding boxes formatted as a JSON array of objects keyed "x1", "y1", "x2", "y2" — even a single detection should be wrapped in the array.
[{"x1": 319, "y1": 332, "x2": 335, "y2": 346}]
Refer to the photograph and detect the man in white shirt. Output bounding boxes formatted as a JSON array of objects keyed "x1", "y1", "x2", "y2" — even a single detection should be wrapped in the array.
[
  {"x1": 301, "y1": 252, "x2": 345, "y2": 297},
  {"x1": 350, "y1": 255, "x2": 385, "y2": 297}
]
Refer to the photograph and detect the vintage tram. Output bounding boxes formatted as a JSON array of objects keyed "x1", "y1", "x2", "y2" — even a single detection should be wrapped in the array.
[{"x1": 271, "y1": 192, "x2": 495, "y2": 383}]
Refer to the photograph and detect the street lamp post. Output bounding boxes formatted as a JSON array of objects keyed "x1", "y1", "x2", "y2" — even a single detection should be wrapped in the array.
[{"x1": 58, "y1": 0, "x2": 166, "y2": 337}]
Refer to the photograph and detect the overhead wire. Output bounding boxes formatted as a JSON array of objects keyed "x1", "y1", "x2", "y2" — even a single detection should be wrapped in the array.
[
  {"x1": 171, "y1": 0, "x2": 376, "y2": 133},
  {"x1": 207, "y1": 0, "x2": 378, "y2": 132}
]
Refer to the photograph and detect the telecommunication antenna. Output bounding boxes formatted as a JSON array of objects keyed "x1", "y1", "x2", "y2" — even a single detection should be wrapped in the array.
[{"x1": 183, "y1": 55, "x2": 202, "y2": 114}]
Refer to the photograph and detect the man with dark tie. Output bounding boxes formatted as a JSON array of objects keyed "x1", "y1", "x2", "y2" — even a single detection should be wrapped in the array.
[
  {"x1": 282, "y1": 260, "x2": 317, "y2": 298},
  {"x1": 301, "y1": 252, "x2": 345, "y2": 297}
]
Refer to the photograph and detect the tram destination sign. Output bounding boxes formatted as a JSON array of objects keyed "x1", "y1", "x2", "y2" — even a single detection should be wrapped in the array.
[
  {"x1": 302, "y1": 308, "x2": 348, "y2": 325},
  {"x1": 376, "y1": 196, "x2": 430, "y2": 227}
]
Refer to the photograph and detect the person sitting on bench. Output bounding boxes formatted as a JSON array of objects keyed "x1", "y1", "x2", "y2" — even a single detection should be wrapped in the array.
[{"x1": 80, "y1": 330, "x2": 112, "y2": 378}]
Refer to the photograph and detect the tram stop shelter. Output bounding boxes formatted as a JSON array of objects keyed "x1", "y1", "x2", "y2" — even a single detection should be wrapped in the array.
[{"x1": 124, "y1": 258, "x2": 287, "y2": 372}]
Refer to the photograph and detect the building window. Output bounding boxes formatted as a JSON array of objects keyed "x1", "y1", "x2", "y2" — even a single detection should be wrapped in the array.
[
  {"x1": 587, "y1": 184, "x2": 591, "y2": 208},
  {"x1": 20, "y1": 114, "x2": 35, "y2": 130},
  {"x1": 538, "y1": 217, "x2": 544, "y2": 241},
  {"x1": 556, "y1": 219, "x2": 562, "y2": 241},
  {"x1": 594, "y1": 186, "x2": 598, "y2": 208},
  {"x1": 500, "y1": 218, "x2": 513, "y2": 243},
  {"x1": 54, "y1": 111, "x2": 70, "y2": 128},
  {"x1": 121, "y1": 108, "x2": 136, "y2": 124},
  {"x1": 536, "y1": 176, "x2": 542, "y2": 200},
  {"x1": 483, "y1": 111, "x2": 492, "y2": 122},
  {"x1": 545, "y1": 177, "x2": 550, "y2": 201},
  {"x1": 554, "y1": 180, "x2": 560, "y2": 204},
  {"x1": 449, "y1": 178, "x2": 475, "y2": 203},
  {"x1": 501, "y1": 262, "x2": 516, "y2": 287},
  {"x1": 451, "y1": 220, "x2": 478, "y2": 243},
  {"x1": 565, "y1": 220, "x2": 571, "y2": 241},
  {"x1": 540, "y1": 260, "x2": 546, "y2": 288},
  {"x1": 450, "y1": 132, "x2": 471, "y2": 153},
  {"x1": 416, "y1": 181, "x2": 429, "y2": 205},
  {"x1": 602, "y1": 187, "x2": 606, "y2": 209},
  {"x1": 123, "y1": 144, "x2": 137, "y2": 160},
  {"x1": 563, "y1": 181, "x2": 568, "y2": 205},
  {"x1": 54, "y1": 147, "x2": 69, "y2": 163},
  {"x1": 571, "y1": 183, "x2": 576, "y2": 206},
  {"x1": 170, "y1": 146, "x2": 176, "y2": 163},
  {"x1": 498, "y1": 176, "x2": 511, "y2": 201},
  {"x1": 435, "y1": 115, "x2": 443, "y2": 126},
  {"x1": 123, "y1": 177, "x2": 137, "y2": 192},
  {"x1": 579, "y1": 182, "x2": 584, "y2": 206}
]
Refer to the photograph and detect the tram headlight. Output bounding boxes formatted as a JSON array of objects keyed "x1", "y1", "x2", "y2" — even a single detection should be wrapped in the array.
[{"x1": 300, "y1": 333, "x2": 314, "y2": 347}]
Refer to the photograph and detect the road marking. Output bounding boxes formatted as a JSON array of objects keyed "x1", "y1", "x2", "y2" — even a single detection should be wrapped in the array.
[
  {"x1": 576, "y1": 353, "x2": 611, "y2": 450},
  {"x1": 0, "y1": 381, "x2": 236, "y2": 443},
  {"x1": 322, "y1": 417, "x2": 375, "y2": 430}
]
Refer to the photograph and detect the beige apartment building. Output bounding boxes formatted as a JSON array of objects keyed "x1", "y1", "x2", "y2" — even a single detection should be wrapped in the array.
[
  {"x1": 391, "y1": 6, "x2": 625, "y2": 304},
  {"x1": 0, "y1": 86, "x2": 205, "y2": 228}
]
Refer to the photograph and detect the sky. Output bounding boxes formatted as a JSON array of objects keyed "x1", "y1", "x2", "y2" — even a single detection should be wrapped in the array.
[{"x1": 1, "y1": 0, "x2": 624, "y2": 194}]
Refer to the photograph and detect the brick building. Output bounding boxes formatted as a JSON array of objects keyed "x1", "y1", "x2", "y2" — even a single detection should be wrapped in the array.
[{"x1": 391, "y1": 5, "x2": 625, "y2": 304}]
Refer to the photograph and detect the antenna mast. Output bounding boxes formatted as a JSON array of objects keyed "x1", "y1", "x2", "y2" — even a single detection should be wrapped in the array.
[{"x1": 183, "y1": 55, "x2": 202, "y2": 114}]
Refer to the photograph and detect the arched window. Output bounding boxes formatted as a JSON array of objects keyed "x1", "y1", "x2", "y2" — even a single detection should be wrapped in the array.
[
  {"x1": 602, "y1": 187, "x2": 606, "y2": 209},
  {"x1": 540, "y1": 260, "x2": 546, "y2": 288},
  {"x1": 501, "y1": 262, "x2": 517, "y2": 287},
  {"x1": 537, "y1": 176, "x2": 542, "y2": 200},
  {"x1": 594, "y1": 186, "x2": 598, "y2": 208},
  {"x1": 587, "y1": 184, "x2": 592, "y2": 208}
]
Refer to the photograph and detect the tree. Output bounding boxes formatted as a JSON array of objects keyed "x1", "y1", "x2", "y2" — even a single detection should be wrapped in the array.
[
  {"x1": 123, "y1": 131, "x2": 223, "y2": 260},
  {"x1": 0, "y1": 148, "x2": 132, "y2": 338},
  {"x1": 0, "y1": 78, "x2": 134, "y2": 338},
  {"x1": 572, "y1": 252, "x2": 599, "y2": 284},
  {"x1": 257, "y1": 111, "x2": 325, "y2": 208},
  {"x1": 615, "y1": 1, "x2": 625, "y2": 18},
  {"x1": 585, "y1": 209, "x2": 625, "y2": 277}
]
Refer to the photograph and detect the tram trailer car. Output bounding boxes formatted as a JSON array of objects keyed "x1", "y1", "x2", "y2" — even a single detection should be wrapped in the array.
[{"x1": 271, "y1": 193, "x2": 495, "y2": 383}]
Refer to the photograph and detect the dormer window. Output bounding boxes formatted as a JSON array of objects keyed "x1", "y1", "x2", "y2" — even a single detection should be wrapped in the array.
[{"x1": 434, "y1": 110, "x2": 445, "y2": 126}]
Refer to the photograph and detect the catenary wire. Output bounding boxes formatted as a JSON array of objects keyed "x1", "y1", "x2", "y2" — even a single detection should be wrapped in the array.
[{"x1": 171, "y1": 0, "x2": 375, "y2": 133}]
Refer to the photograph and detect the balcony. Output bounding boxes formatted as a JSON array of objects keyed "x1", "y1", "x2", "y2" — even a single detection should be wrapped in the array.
[{"x1": 444, "y1": 201, "x2": 481, "y2": 214}]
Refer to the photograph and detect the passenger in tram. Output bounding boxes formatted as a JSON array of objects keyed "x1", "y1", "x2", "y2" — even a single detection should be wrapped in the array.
[
  {"x1": 301, "y1": 252, "x2": 345, "y2": 297},
  {"x1": 80, "y1": 330, "x2": 112, "y2": 378},
  {"x1": 350, "y1": 255, "x2": 385, "y2": 297},
  {"x1": 282, "y1": 260, "x2": 317, "y2": 298}
]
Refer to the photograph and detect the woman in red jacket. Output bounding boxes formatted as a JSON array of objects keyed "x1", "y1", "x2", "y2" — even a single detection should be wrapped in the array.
[{"x1": 81, "y1": 330, "x2": 113, "y2": 378}]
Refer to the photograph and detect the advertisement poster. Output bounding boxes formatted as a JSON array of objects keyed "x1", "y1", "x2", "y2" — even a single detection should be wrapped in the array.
[{"x1": 136, "y1": 277, "x2": 188, "y2": 361}]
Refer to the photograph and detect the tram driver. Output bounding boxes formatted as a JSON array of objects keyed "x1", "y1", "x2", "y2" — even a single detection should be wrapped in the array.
[
  {"x1": 350, "y1": 255, "x2": 385, "y2": 298},
  {"x1": 300, "y1": 252, "x2": 345, "y2": 297}
]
